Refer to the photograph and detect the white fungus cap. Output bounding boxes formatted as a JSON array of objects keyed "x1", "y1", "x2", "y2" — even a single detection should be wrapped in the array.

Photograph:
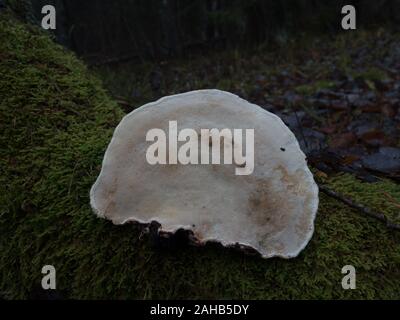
[{"x1": 90, "y1": 90, "x2": 319, "y2": 258}]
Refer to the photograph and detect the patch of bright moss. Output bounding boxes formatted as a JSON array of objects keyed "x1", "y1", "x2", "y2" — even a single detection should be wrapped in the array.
[
  {"x1": 1, "y1": 13, "x2": 400, "y2": 300},
  {"x1": 320, "y1": 174, "x2": 400, "y2": 225}
]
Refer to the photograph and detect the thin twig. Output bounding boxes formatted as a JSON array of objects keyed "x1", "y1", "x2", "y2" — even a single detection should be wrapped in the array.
[
  {"x1": 294, "y1": 109, "x2": 309, "y2": 152},
  {"x1": 319, "y1": 184, "x2": 400, "y2": 231}
]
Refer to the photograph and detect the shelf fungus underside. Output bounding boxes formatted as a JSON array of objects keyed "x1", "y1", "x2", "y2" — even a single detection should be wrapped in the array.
[{"x1": 90, "y1": 90, "x2": 319, "y2": 258}]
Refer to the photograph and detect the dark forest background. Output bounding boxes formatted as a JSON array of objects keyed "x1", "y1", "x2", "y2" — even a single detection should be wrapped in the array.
[{"x1": 6, "y1": 0, "x2": 400, "y2": 63}]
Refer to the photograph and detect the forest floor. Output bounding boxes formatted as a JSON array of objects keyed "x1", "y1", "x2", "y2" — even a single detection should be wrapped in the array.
[
  {"x1": 1, "y1": 11, "x2": 400, "y2": 299},
  {"x1": 95, "y1": 29, "x2": 400, "y2": 187}
]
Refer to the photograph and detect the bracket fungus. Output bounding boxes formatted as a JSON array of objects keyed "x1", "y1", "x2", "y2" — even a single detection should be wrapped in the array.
[{"x1": 90, "y1": 89, "x2": 319, "y2": 258}]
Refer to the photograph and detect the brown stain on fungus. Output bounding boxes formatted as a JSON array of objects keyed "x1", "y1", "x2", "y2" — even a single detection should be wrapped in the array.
[
  {"x1": 247, "y1": 178, "x2": 287, "y2": 233},
  {"x1": 246, "y1": 166, "x2": 303, "y2": 237}
]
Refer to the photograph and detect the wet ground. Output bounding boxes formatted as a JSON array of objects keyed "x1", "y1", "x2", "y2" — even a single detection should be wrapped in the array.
[{"x1": 94, "y1": 29, "x2": 400, "y2": 183}]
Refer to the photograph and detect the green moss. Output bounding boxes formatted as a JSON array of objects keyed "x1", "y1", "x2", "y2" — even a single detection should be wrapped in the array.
[
  {"x1": 295, "y1": 80, "x2": 335, "y2": 96},
  {"x1": 1, "y1": 13, "x2": 400, "y2": 300},
  {"x1": 353, "y1": 67, "x2": 389, "y2": 83},
  {"x1": 320, "y1": 174, "x2": 400, "y2": 225}
]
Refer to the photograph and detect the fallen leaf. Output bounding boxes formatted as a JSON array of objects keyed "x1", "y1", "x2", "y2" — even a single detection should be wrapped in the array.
[{"x1": 329, "y1": 132, "x2": 357, "y2": 149}]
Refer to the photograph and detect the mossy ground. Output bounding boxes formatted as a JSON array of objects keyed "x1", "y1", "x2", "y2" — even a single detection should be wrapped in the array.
[{"x1": 1, "y1": 13, "x2": 399, "y2": 300}]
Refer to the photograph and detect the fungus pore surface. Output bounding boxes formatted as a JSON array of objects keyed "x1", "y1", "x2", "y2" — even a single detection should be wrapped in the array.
[{"x1": 90, "y1": 90, "x2": 319, "y2": 258}]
